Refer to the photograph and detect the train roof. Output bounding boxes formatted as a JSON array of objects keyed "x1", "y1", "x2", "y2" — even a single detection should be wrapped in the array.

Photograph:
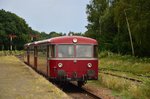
[{"x1": 25, "y1": 36, "x2": 98, "y2": 46}]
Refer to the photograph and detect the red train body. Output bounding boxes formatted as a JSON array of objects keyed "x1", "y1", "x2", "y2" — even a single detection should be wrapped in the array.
[{"x1": 24, "y1": 36, "x2": 98, "y2": 86}]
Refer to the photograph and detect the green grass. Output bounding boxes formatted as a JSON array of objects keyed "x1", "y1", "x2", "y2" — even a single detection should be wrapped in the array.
[
  {"x1": 100, "y1": 73, "x2": 150, "y2": 99},
  {"x1": 99, "y1": 51, "x2": 150, "y2": 76},
  {"x1": 91, "y1": 51, "x2": 150, "y2": 99}
]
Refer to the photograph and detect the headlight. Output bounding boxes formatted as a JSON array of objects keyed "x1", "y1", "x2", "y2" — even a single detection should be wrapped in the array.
[
  {"x1": 58, "y1": 63, "x2": 63, "y2": 68},
  {"x1": 73, "y1": 38, "x2": 77, "y2": 43},
  {"x1": 87, "y1": 63, "x2": 92, "y2": 68}
]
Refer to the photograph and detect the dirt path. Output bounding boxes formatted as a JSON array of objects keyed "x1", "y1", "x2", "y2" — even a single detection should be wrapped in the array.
[{"x1": 0, "y1": 56, "x2": 71, "y2": 99}]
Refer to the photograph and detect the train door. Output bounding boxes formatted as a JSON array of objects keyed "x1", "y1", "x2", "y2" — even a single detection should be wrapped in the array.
[
  {"x1": 34, "y1": 46, "x2": 37, "y2": 70},
  {"x1": 47, "y1": 45, "x2": 50, "y2": 77},
  {"x1": 27, "y1": 47, "x2": 30, "y2": 64},
  {"x1": 24, "y1": 46, "x2": 29, "y2": 64},
  {"x1": 37, "y1": 45, "x2": 47, "y2": 75},
  {"x1": 49, "y1": 45, "x2": 57, "y2": 78},
  {"x1": 29, "y1": 46, "x2": 34, "y2": 67}
]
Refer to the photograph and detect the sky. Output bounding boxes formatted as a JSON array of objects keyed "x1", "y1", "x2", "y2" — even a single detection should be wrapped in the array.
[{"x1": 0, "y1": 0, "x2": 90, "y2": 33}]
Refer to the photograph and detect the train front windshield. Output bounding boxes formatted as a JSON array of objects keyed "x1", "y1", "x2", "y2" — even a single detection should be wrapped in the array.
[
  {"x1": 57, "y1": 45, "x2": 97, "y2": 58},
  {"x1": 58, "y1": 45, "x2": 74, "y2": 58},
  {"x1": 76, "y1": 45, "x2": 92, "y2": 58}
]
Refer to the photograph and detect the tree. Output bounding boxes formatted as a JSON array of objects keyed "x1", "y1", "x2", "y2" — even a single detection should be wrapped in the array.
[
  {"x1": 49, "y1": 31, "x2": 63, "y2": 38},
  {"x1": 113, "y1": 0, "x2": 150, "y2": 56},
  {"x1": 86, "y1": 0, "x2": 118, "y2": 51},
  {"x1": 85, "y1": 0, "x2": 150, "y2": 56},
  {"x1": 0, "y1": 9, "x2": 31, "y2": 50}
]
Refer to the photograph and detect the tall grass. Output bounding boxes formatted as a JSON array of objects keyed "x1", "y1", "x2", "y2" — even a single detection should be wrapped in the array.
[
  {"x1": 98, "y1": 73, "x2": 150, "y2": 99},
  {"x1": 97, "y1": 51, "x2": 150, "y2": 99},
  {"x1": 99, "y1": 51, "x2": 150, "y2": 76}
]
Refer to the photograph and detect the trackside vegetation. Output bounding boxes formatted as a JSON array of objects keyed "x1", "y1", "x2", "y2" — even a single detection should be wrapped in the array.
[
  {"x1": 94, "y1": 51, "x2": 150, "y2": 99},
  {"x1": 99, "y1": 51, "x2": 150, "y2": 76}
]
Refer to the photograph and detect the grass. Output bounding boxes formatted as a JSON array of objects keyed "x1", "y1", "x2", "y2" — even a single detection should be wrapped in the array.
[
  {"x1": 99, "y1": 73, "x2": 150, "y2": 99},
  {"x1": 0, "y1": 50, "x2": 24, "y2": 56},
  {"x1": 100, "y1": 70, "x2": 149, "y2": 82},
  {"x1": 99, "y1": 51, "x2": 150, "y2": 76},
  {"x1": 90, "y1": 51, "x2": 150, "y2": 99}
]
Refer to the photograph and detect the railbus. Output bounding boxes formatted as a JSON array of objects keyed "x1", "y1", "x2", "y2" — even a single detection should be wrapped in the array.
[{"x1": 24, "y1": 36, "x2": 98, "y2": 87}]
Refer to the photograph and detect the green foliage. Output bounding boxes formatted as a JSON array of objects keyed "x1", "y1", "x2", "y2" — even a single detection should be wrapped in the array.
[
  {"x1": 100, "y1": 51, "x2": 150, "y2": 76},
  {"x1": 0, "y1": 9, "x2": 31, "y2": 50},
  {"x1": 68, "y1": 32, "x2": 83, "y2": 36},
  {"x1": 38, "y1": 32, "x2": 50, "y2": 40},
  {"x1": 86, "y1": 0, "x2": 150, "y2": 57},
  {"x1": 49, "y1": 31, "x2": 64, "y2": 38},
  {"x1": 141, "y1": 80, "x2": 150, "y2": 98},
  {"x1": 97, "y1": 52, "x2": 150, "y2": 99}
]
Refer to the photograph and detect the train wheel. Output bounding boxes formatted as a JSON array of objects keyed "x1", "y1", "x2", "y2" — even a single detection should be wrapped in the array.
[{"x1": 77, "y1": 81, "x2": 85, "y2": 87}]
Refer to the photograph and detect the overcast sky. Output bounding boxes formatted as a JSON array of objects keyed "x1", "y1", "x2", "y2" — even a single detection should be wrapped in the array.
[{"x1": 0, "y1": 0, "x2": 89, "y2": 33}]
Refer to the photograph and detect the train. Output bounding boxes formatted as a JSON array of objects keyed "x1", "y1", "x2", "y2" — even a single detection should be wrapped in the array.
[{"x1": 24, "y1": 36, "x2": 98, "y2": 87}]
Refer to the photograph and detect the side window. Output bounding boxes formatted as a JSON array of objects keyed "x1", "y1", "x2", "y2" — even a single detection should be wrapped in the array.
[
  {"x1": 49, "y1": 45, "x2": 55, "y2": 58},
  {"x1": 38, "y1": 45, "x2": 47, "y2": 58},
  {"x1": 29, "y1": 46, "x2": 34, "y2": 55}
]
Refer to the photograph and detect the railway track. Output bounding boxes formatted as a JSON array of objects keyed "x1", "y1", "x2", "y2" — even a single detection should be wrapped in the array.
[
  {"x1": 99, "y1": 68, "x2": 150, "y2": 78},
  {"x1": 99, "y1": 69, "x2": 143, "y2": 83},
  {"x1": 58, "y1": 82, "x2": 101, "y2": 99},
  {"x1": 83, "y1": 89, "x2": 101, "y2": 99},
  {"x1": 16, "y1": 55, "x2": 101, "y2": 99}
]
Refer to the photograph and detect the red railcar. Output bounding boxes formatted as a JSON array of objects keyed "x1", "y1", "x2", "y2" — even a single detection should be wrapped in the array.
[{"x1": 24, "y1": 36, "x2": 98, "y2": 86}]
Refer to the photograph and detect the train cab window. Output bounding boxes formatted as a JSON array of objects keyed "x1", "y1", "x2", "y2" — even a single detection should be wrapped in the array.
[
  {"x1": 57, "y1": 45, "x2": 74, "y2": 58},
  {"x1": 76, "y1": 45, "x2": 93, "y2": 58}
]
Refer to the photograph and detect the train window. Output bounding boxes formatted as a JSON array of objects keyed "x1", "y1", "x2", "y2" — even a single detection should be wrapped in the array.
[
  {"x1": 49, "y1": 45, "x2": 56, "y2": 58},
  {"x1": 57, "y1": 45, "x2": 74, "y2": 58},
  {"x1": 29, "y1": 46, "x2": 34, "y2": 54},
  {"x1": 38, "y1": 45, "x2": 47, "y2": 57},
  {"x1": 76, "y1": 45, "x2": 93, "y2": 58}
]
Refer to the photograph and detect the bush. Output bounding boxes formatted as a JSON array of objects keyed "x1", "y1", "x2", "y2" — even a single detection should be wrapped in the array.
[{"x1": 99, "y1": 51, "x2": 114, "y2": 58}]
